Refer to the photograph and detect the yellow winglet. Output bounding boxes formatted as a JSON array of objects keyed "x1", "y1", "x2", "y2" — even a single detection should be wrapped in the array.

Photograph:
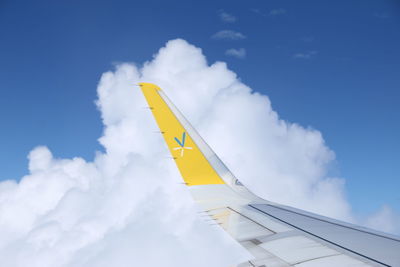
[{"x1": 139, "y1": 83, "x2": 225, "y2": 186}]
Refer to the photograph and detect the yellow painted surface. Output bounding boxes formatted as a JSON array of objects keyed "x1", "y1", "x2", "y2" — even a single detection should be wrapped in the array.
[{"x1": 139, "y1": 82, "x2": 225, "y2": 186}]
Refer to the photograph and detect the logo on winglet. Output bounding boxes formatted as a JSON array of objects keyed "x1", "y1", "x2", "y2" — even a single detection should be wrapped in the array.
[{"x1": 173, "y1": 132, "x2": 192, "y2": 157}]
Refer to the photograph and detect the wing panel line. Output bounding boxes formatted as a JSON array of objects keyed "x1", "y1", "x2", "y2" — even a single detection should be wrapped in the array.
[
  {"x1": 267, "y1": 204, "x2": 400, "y2": 242},
  {"x1": 249, "y1": 204, "x2": 390, "y2": 267}
]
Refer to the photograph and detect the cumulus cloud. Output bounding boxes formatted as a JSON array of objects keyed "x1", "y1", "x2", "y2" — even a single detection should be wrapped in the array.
[
  {"x1": 225, "y1": 48, "x2": 246, "y2": 59},
  {"x1": 212, "y1": 30, "x2": 246, "y2": 40},
  {"x1": 0, "y1": 40, "x2": 252, "y2": 267},
  {"x1": 219, "y1": 11, "x2": 236, "y2": 23},
  {"x1": 293, "y1": 50, "x2": 318, "y2": 59},
  {"x1": 0, "y1": 38, "x2": 398, "y2": 266}
]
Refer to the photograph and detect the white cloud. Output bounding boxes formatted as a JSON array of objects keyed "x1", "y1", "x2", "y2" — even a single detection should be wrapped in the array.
[
  {"x1": 212, "y1": 30, "x2": 246, "y2": 40},
  {"x1": 293, "y1": 50, "x2": 318, "y2": 59},
  {"x1": 219, "y1": 11, "x2": 236, "y2": 23},
  {"x1": 0, "y1": 40, "x2": 252, "y2": 267},
  {"x1": 225, "y1": 48, "x2": 246, "y2": 59},
  {"x1": 0, "y1": 38, "x2": 398, "y2": 266},
  {"x1": 250, "y1": 8, "x2": 265, "y2": 16},
  {"x1": 366, "y1": 205, "x2": 400, "y2": 234},
  {"x1": 269, "y1": 8, "x2": 286, "y2": 16}
]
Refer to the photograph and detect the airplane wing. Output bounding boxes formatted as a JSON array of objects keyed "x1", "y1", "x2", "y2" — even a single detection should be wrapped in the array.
[{"x1": 139, "y1": 83, "x2": 400, "y2": 267}]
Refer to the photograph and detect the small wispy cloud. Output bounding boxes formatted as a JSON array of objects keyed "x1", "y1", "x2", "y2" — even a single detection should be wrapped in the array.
[
  {"x1": 219, "y1": 11, "x2": 236, "y2": 23},
  {"x1": 212, "y1": 30, "x2": 246, "y2": 40},
  {"x1": 374, "y1": 13, "x2": 390, "y2": 19},
  {"x1": 269, "y1": 8, "x2": 286, "y2": 16},
  {"x1": 225, "y1": 48, "x2": 246, "y2": 59},
  {"x1": 293, "y1": 51, "x2": 318, "y2": 59},
  {"x1": 301, "y1": 36, "x2": 314, "y2": 43},
  {"x1": 250, "y1": 8, "x2": 265, "y2": 16}
]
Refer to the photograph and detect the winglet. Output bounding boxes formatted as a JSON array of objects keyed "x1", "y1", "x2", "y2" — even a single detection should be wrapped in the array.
[
  {"x1": 139, "y1": 82, "x2": 161, "y2": 90},
  {"x1": 139, "y1": 82, "x2": 225, "y2": 186}
]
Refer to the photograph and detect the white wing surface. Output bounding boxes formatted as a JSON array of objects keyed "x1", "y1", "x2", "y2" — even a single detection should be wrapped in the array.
[{"x1": 139, "y1": 83, "x2": 400, "y2": 267}]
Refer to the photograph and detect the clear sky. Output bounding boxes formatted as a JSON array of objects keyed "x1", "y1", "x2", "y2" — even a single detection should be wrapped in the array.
[{"x1": 0, "y1": 0, "x2": 399, "y2": 217}]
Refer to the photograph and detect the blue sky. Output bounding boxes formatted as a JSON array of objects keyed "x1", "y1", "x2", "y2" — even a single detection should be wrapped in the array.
[{"x1": 0, "y1": 0, "x2": 399, "y2": 217}]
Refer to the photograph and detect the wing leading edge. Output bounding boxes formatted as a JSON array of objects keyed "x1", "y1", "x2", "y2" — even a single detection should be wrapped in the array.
[{"x1": 139, "y1": 83, "x2": 400, "y2": 267}]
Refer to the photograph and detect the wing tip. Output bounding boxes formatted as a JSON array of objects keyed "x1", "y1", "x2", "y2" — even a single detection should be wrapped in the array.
[{"x1": 138, "y1": 82, "x2": 161, "y2": 91}]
